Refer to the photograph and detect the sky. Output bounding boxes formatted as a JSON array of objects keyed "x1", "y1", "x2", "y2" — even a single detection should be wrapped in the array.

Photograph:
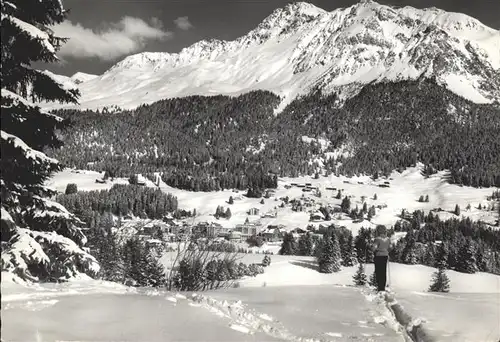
[{"x1": 42, "y1": 0, "x2": 500, "y2": 76}]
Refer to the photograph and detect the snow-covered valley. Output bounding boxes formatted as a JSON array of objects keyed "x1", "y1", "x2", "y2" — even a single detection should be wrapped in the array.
[
  {"x1": 17, "y1": 165, "x2": 497, "y2": 341},
  {"x1": 46, "y1": 164, "x2": 500, "y2": 234}
]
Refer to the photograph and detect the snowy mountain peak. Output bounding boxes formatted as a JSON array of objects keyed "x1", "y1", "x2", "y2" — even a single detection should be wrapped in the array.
[
  {"x1": 44, "y1": 1, "x2": 500, "y2": 111},
  {"x1": 71, "y1": 72, "x2": 97, "y2": 84}
]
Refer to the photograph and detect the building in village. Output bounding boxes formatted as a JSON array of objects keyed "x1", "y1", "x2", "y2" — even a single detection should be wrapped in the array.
[
  {"x1": 227, "y1": 231, "x2": 242, "y2": 242},
  {"x1": 261, "y1": 210, "x2": 278, "y2": 218},
  {"x1": 234, "y1": 221, "x2": 263, "y2": 239},
  {"x1": 310, "y1": 211, "x2": 325, "y2": 222},
  {"x1": 260, "y1": 224, "x2": 286, "y2": 242},
  {"x1": 192, "y1": 222, "x2": 228, "y2": 238},
  {"x1": 247, "y1": 207, "x2": 260, "y2": 216}
]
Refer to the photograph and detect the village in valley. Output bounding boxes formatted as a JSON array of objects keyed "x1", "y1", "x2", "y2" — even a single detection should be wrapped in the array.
[{"x1": 53, "y1": 166, "x2": 498, "y2": 256}]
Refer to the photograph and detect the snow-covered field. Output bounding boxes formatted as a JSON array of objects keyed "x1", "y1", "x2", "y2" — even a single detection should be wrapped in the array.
[
  {"x1": 32, "y1": 166, "x2": 500, "y2": 341},
  {"x1": 2, "y1": 256, "x2": 499, "y2": 342},
  {"x1": 46, "y1": 164, "x2": 499, "y2": 234}
]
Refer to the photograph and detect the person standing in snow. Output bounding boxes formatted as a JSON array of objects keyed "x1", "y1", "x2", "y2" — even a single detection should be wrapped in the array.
[{"x1": 372, "y1": 225, "x2": 391, "y2": 292}]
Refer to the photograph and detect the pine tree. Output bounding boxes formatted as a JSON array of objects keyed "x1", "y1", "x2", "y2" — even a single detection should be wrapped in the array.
[
  {"x1": 367, "y1": 206, "x2": 376, "y2": 221},
  {"x1": 143, "y1": 250, "x2": 166, "y2": 287},
  {"x1": 428, "y1": 268, "x2": 450, "y2": 292},
  {"x1": 228, "y1": 196, "x2": 234, "y2": 204},
  {"x1": 353, "y1": 262, "x2": 367, "y2": 286},
  {"x1": 456, "y1": 239, "x2": 478, "y2": 274},
  {"x1": 95, "y1": 230, "x2": 123, "y2": 282},
  {"x1": 65, "y1": 183, "x2": 78, "y2": 195},
  {"x1": 418, "y1": 195, "x2": 425, "y2": 202},
  {"x1": 402, "y1": 230, "x2": 418, "y2": 264},
  {"x1": 122, "y1": 238, "x2": 145, "y2": 285},
  {"x1": 373, "y1": 193, "x2": 378, "y2": 200},
  {"x1": 1, "y1": 0, "x2": 98, "y2": 282},
  {"x1": 279, "y1": 232, "x2": 297, "y2": 255},
  {"x1": 434, "y1": 242, "x2": 449, "y2": 269},
  {"x1": 262, "y1": 255, "x2": 271, "y2": 267},
  {"x1": 341, "y1": 234, "x2": 357, "y2": 267},
  {"x1": 298, "y1": 233, "x2": 314, "y2": 256},
  {"x1": 454, "y1": 204, "x2": 461, "y2": 216},
  {"x1": 318, "y1": 236, "x2": 335, "y2": 273},
  {"x1": 423, "y1": 243, "x2": 436, "y2": 267},
  {"x1": 341, "y1": 196, "x2": 351, "y2": 213},
  {"x1": 425, "y1": 195, "x2": 430, "y2": 202},
  {"x1": 318, "y1": 233, "x2": 341, "y2": 273}
]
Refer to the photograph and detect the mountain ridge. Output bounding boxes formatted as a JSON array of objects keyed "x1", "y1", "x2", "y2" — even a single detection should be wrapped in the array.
[{"x1": 43, "y1": 1, "x2": 500, "y2": 111}]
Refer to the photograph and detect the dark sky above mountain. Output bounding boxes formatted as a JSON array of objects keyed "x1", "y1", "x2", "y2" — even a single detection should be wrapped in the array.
[{"x1": 42, "y1": 0, "x2": 500, "y2": 76}]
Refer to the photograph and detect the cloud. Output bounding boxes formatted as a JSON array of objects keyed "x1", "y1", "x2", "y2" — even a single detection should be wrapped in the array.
[
  {"x1": 173, "y1": 16, "x2": 193, "y2": 30},
  {"x1": 54, "y1": 17, "x2": 172, "y2": 61}
]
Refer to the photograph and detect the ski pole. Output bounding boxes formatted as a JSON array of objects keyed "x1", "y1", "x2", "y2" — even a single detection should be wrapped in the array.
[{"x1": 387, "y1": 255, "x2": 391, "y2": 288}]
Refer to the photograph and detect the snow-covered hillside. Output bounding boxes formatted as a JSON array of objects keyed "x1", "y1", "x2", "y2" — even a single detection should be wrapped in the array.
[
  {"x1": 43, "y1": 1, "x2": 500, "y2": 111},
  {"x1": 43, "y1": 70, "x2": 97, "y2": 89}
]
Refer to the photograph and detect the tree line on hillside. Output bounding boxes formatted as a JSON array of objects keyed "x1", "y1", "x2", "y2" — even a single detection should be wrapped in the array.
[
  {"x1": 389, "y1": 212, "x2": 500, "y2": 274},
  {"x1": 48, "y1": 79, "x2": 500, "y2": 190},
  {"x1": 55, "y1": 184, "x2": 178, "y2": 227},
  {"x1": 351, "y1": 237, "x2": 452, "y2": 293},
  {"x1": 49, "y1": 91, "x2": 283, "y2": 192},
  {"x1": 275, "y1": 79, "x2": 500, "y2": 187},
  {"x1": 279, "y1": 227, "x2": 358, "y2": 270},
  {"x1": 278, "y1": 214, "x2": 500, "y2": 275}
]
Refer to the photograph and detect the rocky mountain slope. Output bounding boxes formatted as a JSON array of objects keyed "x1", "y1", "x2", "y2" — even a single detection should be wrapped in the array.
[{"x1": 44, "y1": 0, "x2": 500, "y2": 111}]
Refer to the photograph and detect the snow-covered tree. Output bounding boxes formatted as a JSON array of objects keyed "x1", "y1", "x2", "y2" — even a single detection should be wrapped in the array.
[
  {"x1": 423, "y1": 242, "x2": 436, "y2": 267},
  {"x1": 340, "y1": 196, "x2": 351, "y2": 213},
  {"x1": 225, "y1": 207, "x2": 232, "y2": 219},
  {"x1": 65, "y1": 183, "x2": 78, "y2": 195},
  {"x1": 367, "y1": 206, "x2": 376, "y2": 221},
  {"x1": 352, "y1": 262, "x2": 367, "y2": 286},
  {"x1": 402, "y1": 230, "x2": 418, "y2": 264},
  {"x1": 434, "y1": 242, "x2": 449, "y2": 269},
  {"x1": 279, "y1": 232, "x2": 297, "y2": 255},
  {"x1": 262, "y1": 255, "x2": 271, "y2": 267},
  {"x1": 341, "y1": 234, "x2": 357, "y2": 267},
  {"x1": 456, "y1": 238, "x2": 478, "y2": 274},
  {"x1": 318, "y1": 233, "x2": 341, "y2": 273},
  {"x1": 428, "y1": 268, "x2": 450, "y2": 292},
  {"x1": 143, "y1": 250, "x2": 166, "y2": 287},
  {"x1": 1, "y1": 0, "x2": 98, "y2": 281},
  {"x1": 298, "y1": 232, "x2": 314, "y2": 256}
]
